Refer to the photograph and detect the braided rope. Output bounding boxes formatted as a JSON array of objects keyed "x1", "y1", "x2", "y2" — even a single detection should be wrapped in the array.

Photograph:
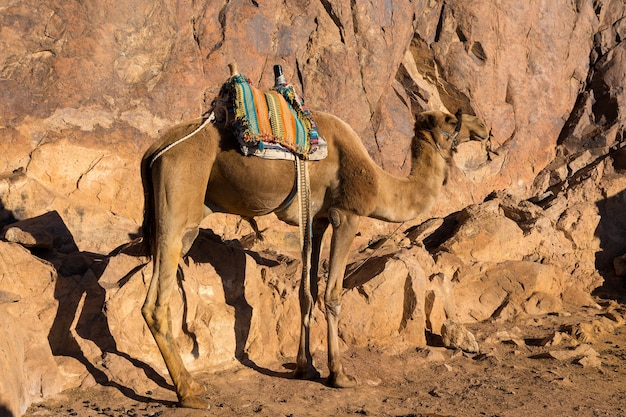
[
  {"x1": 296, "y1": 157, "x2": 314, "y2": 314},
  {"x1": 149, "y1": 112, "x2": 215, "y2": 169}
]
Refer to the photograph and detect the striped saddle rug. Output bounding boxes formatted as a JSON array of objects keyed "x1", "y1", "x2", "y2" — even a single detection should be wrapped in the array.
[{"x1": 221, "y1": 74, "x2": 327, "y2": 161}]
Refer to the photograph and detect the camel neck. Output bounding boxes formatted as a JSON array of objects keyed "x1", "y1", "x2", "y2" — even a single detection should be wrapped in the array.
[{"x1": 369, "y1": 139, "x2": 448, "y2": 223}]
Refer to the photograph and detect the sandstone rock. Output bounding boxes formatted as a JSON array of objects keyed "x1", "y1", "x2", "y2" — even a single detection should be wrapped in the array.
[
  {"x1": 424, "y1": 273, "x2": 457, "y2": 334},
  {"x1": 1, "y1": 1, "x2": 625, "y2": 414},
  {"x1": 54, "y1": 356, "x2": 91, "y2": 392},
  {"x1": 25, "y1": 137, "x2": 142, "y2": 223},
  {"x1": 454, "y1": 261, "x2": 565, "y2": 323},
  {"x1": 0, "y1": 308, "x2": 25, "y2": 417},
  {"x1": 556, "y1": 203, "x2": 601, "y2": 256},
  {"x1": 440, "y1": 320, "x2": 479, "y2": 353},
  {"x1": 562, "y1": 287, "x2": 601, "y2": 310},
  {"x1": 575, "y1": 354, "x2": 602, "y2": 368},
  {"x1": 414, "y1": 347, "x2": 448, "y2": 363},
  {"x1": 536, "y1": 344, "x2": 600, "y2": 364},
  {"x1": 484, "y1": 327, "x2": 525, "y2": 348},
  {"x1": 565, "y1": 319, "x2": 615, "y2": 344},
  {"x1": 2, "y1": 211, "x2": 77, "y2": 252},
  {"x1": 0, "y1": 290, "x2": 19, "y2": 304},
  {"x1": 341, "y1": 249, "x2": 427, "y2": 353},
  {"x1": 3, "y1": 226, "x2": 53, "y2": 249},
  {"x1": 0, "y1": 242, "x2": 61, "y2": 416},
  {"x1": 0, "y1": 171, "x2": 139, "y2": 254},
  {"x1": 405, "y1": 218, "x2": 445, "y2": 245},
  {"x1": 601, "y1": 305, "x2": 626, "y2": 325},
  {"x1": 439, "y1": 207, "x2": 526, "y2": 264},
  {"x1": 540, "y1": 332, "x2": 580, "y2": 348}
]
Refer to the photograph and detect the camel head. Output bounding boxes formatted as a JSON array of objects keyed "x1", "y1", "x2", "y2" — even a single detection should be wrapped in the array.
[{"x1": 414, "y1": 110, "x2": 489, "y2": 161}]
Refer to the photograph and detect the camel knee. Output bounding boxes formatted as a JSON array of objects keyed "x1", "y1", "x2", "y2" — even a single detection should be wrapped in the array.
[
  {"x1": 325, "y1": 296, "x2": 342, "y2": 318},
  {"x1": 329, "y1": 207, "x2": 359, "y2": 230},
  {"x1": 142, "y1": 302, "x2": 159, "y2": 330},
  {"x1": 142, "y1": 302, "x2": 168, "y2": 333}
]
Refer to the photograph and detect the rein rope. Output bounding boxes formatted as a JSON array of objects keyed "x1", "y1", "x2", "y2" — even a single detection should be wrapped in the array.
[
  {"x1": 422, "y1": 134, "x2": 448, "y2": 161},
  {"x1": 423, "y1": 111, "x2": 464, "y2": 161},
  {"x1": 149, "y1": 112, "x2": 215, "y2": 168}
]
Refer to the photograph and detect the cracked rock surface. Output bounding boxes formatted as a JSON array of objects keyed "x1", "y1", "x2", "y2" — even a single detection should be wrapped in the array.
[{"x1": 1, "y1": 1, "x2": 626, "y2": 416}]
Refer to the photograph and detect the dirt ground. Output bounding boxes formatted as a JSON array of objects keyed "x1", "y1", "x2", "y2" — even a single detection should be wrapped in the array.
[{"x1": 25, "y1": 283, "x2": 626, "y2": 417}]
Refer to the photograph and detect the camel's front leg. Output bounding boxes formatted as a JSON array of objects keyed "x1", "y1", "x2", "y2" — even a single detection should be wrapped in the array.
[
  {"x1": 294, "y1": 218, "x2": 328, "y2": 380},
  {"x1": 325, "y1": 208, "x2": 359, "y2": 388},
  {"x1": 142, "y1": 240, "x2": 208, "y2": 409}
]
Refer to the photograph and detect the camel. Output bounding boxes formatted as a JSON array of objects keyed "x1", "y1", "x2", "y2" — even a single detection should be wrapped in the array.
[{"x1": 140, "y1": 85, "x2": 489, "y2": 408}]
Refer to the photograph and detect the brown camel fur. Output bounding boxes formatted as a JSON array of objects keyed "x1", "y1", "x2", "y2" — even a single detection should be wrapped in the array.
[{"x1": 140, "y1": 108, "x2": 488, "y2": 408}]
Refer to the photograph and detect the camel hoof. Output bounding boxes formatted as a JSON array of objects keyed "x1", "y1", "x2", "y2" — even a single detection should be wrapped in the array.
[
  {"x1": 328, "y1": 372, "x2": 358, "y2": 388},
  {"x1": 178, "y1": 395, "x2": 210, "y2": 410},
  {"x1": 293, "y1": 365, "x2": 321, "y2": 381}
]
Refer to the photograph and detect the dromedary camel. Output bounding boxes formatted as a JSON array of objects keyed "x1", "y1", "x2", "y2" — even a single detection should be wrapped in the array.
[{"x1": 140, "y1": 85, "x2": 488, "y2": 408}]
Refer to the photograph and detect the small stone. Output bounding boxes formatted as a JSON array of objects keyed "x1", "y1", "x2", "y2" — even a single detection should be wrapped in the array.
[
  {"x1": 576, "y1": 355, "x2": 602, "y2": 368},
  {"x1": 441, "y1": 320, "x2": 480, "y2": 353},
  {"x1": 540, "y1": 331, "x2": 579, "y2": 348},
  {"x1": 365, "y1": 377, "x2": 382, "y2": 386}
]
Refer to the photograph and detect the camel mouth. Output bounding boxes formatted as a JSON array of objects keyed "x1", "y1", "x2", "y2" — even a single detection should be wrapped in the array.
[
  {"x1": 469, "y1": 130, "x2": 490, "y2": 141},
  {"x1": 468, "y1": 122, "x2": 490, "y2": 142},
  {"x1": 458, "y1": 114, "x2": 489, "y2": 142}
]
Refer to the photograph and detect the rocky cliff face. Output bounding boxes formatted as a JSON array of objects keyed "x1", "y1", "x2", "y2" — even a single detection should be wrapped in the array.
[{"x1": 1, "y1": 1, "x2": 625, "y2": 415}]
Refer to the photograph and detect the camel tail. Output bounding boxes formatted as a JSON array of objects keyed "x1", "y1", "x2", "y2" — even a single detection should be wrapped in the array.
[{"x1": 140, "y1": 152, "x2": 156, "y2": 257}]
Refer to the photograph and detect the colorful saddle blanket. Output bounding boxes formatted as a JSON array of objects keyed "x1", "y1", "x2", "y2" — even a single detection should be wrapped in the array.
[{"x1": 222, "y1": 74, "x2": 327, "y2": 160}]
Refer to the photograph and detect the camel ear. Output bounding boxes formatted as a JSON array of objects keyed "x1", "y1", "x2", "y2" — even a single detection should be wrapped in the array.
[
  {"x1": 443, "y1": 111, "x2": 461, "y2": 128},
  {"x1": 415, "y1": 112, "x2": 437, "y2": 130}
]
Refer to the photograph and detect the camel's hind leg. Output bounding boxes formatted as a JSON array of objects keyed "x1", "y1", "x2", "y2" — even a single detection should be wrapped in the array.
[
  {"x1": 294, "y1": 218, "x2": 328, "y2": 380},
  {"x1": 142, "y1": 222, "x2": 207, "y2": 408}
]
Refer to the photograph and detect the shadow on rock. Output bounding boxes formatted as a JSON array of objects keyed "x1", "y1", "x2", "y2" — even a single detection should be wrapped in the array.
[
  {"x1": 184, "y1": 228, "x2": 296, "y2": 381},
  {"x1": 6, "y1": 211, "x2": 176, "y2": 406},
  {"x1": 595, "y1": 187, "x2": 626, "y2": 302}
]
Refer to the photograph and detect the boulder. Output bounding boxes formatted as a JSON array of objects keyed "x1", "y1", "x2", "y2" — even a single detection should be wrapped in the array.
[
  {"x1": 93, "y1": 233, "x2": 427, "y2": 382},
  {"x1": 439, "y1": 200, "x2": 527, "y2": 264},
  {"x1": 441, "y1": 320, "x2": 479, "y2": 353},
  {"x1": 453, "y1": 261, "x2": 565, "y2": 323},
  {"x1": 0, "y1": 242, "x2": 61, "y2": 416},
  {"x1": 0, "y1": 171, "x2": 139, "y2": 254}
]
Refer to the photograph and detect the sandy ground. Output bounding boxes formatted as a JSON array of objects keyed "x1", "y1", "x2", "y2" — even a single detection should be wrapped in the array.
[{"x1": 24, "y1": 287, "x2": 626, "y2": 417}]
